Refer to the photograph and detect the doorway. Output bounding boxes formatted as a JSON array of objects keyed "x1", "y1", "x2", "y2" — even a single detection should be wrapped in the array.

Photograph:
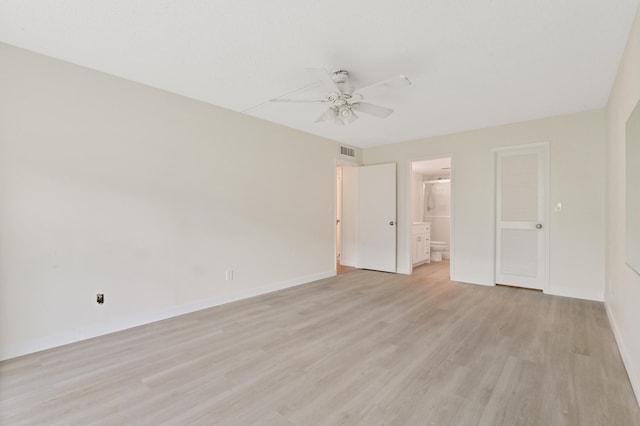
[
  {"x1": 336, "y1": 162, "x2": 397, "y2": 274},
  {"x1": 410, "y1": 156, "x2": 453, "y2": 277},
  {"x1": 336, "y1": 164, "x2": 357, "y2": 274}
]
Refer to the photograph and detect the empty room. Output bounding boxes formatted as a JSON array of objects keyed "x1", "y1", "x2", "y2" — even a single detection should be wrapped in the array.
[{"x1": 1, "y1": 1, "x2": 640, "y2": 424}]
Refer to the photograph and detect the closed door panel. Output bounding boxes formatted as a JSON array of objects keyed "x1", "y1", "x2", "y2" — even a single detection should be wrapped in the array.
[
  {"x1": 357, "y1": 163, "x2": 396, "y2": 273},
  {"x1": 495, "y1": 146, "x2": 548, "y2": 289}
]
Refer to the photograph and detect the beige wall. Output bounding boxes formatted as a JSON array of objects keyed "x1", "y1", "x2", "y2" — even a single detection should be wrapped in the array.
[
  {"x1": 0, "y1": 43, "x2": 341, "y2": 360},
  {"x1": 411, "y1": 170, "x2": 423, "y2": 223},
  {"x1": 605, "y1": 5, "x2": 640, "y2": 405},
  {"x1": 363, "y1": 110, "x2": 607, "y2": 302}
]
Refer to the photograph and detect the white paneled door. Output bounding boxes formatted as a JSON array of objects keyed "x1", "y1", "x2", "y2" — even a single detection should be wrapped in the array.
[
  {"x1": 495, "y1": 145, "x2": 548, "y2": 290},
  {"x1": 357, "y1": 163, "x2": 397, "y2": 273}
]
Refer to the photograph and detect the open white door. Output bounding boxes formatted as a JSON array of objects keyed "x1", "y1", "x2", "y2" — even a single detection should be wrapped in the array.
[
  {"x1": 357, "y1": 163, "x2": 397, "y2": 272},
  {"x1": 336, "y1": 166, "x2": 342, "y2": 262},
  {"x1": 495, "y1": 145, "x2": 548, "y2": 290}
]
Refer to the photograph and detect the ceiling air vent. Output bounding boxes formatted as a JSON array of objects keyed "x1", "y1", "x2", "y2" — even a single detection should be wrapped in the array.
[{"x1": 340, "y1": 145, "x2": 355, "y2": 157}]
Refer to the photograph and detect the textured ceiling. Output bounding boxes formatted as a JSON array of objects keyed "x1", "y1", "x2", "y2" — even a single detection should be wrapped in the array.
[{"x1": 1, "y1": 0, "x2": 638, "y2": 148}]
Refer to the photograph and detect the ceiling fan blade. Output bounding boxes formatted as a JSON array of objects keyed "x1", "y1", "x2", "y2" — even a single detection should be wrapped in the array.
[
  {"x1": 307, "y1": 68, "x2": 342, "y2": 94},
  {"x1": 351, "y1": 102, "x2": 394, "y2": 118},
  {"x1": 315, "y1": 108, "x2": 338, "y2": 123},
  {"x1": 352, "y1": 74, "x2": 411, "y2": 100},
  {"x1": 270, "y1": 98, "x2": 327, "y2": 103}
]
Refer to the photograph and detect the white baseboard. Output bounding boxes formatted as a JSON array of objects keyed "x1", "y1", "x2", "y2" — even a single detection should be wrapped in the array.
[
  {"x1": 605, "y1": 301, "x2": 640, "y2": 407},
  {"x1": 449, "y1": 278, "x2": 605, "y2": 303},
  {"x1": 0, "y1": 270, "x2": 336, "y2": 361},
  {"x1": 544, "y1": 287, "x2": 604, "y2": 302}
]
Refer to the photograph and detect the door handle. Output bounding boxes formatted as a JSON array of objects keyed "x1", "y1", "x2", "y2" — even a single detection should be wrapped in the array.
[
  {"x1": 536, "y1": 224, "x2": 543, "y2": 229},
  {"x1": 389, "y1": 221, "x2": 395, "y2": 226}
]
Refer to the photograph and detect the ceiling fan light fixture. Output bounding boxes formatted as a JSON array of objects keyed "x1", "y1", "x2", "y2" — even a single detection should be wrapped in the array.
[{"x1": 339, "y1": 106, "x2": 358, "y2": 125}]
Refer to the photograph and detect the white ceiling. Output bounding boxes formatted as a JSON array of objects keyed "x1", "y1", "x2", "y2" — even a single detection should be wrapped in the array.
[{"x1": 1, "y1": 1, "x2": 638, "y2": 148}]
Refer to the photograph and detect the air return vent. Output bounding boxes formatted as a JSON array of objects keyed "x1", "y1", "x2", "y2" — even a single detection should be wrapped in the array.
[{"x1": 340, "y1": 145, "x2": 355, "y2": 157}]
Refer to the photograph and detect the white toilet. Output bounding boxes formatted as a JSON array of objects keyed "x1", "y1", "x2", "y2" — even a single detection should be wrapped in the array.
[{"x1": 430, "y1": 241, "x2": 448, "y2": 262}]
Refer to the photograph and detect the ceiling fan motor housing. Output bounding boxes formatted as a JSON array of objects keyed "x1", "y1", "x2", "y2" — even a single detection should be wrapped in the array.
[
  {"x1": 332, "y1": 70, "x2": 349, "y2": 83},
  {"x1": 332, "y1": 70, "x2": 354, "y2": 95}
]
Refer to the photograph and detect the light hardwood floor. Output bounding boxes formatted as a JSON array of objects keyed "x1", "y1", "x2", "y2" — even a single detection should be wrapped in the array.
[{"x1": 1, "y1": 262, "x2": 639, "y2": 425}]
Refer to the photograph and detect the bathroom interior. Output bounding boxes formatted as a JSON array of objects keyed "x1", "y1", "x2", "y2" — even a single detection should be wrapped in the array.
[{"x1": 411, "y1": 157, "x2": 451, "y2": 270}]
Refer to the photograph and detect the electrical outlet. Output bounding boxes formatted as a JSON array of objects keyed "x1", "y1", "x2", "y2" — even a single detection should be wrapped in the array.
[
  {"x1": 97, "y1": 294, "x2": 104, "y2": 304},
  {"x1": 226, "y1": 269, "x2": 234, "y2": 281}
]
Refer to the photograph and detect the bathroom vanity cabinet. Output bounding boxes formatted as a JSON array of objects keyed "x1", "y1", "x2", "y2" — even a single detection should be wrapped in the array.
[{"x1": 412, "y1": 222, "x2": 431, "y2": 265}]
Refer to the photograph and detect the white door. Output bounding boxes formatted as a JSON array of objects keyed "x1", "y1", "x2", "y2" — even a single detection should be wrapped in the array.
[
  {"x1": 495, "y1": 145, "x2": 548, "y2": 289},
  {"x1": 336, "y1": 166, "x2": 342, "y2": 262},
  {"x1": 357, "y1": 163, "x2": 397, "y2": 272}
]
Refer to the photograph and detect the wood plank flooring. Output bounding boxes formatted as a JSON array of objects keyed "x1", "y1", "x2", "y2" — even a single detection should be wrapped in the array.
[{"x1": 2, "y1": 262, "x2": 639, "y2": 425}]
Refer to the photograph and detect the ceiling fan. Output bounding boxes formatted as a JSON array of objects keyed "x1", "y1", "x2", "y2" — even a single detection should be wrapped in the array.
[{"x1": 270, "y1": 69, "x2": 411, "y2": 125}]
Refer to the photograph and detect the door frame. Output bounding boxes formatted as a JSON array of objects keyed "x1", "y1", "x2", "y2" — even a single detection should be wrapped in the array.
[
  {"x1": 407, "y1": 154, "x2": 455, "y2": 277},
  {"x1": 492, "y1": 142, "x2": 550, "y2": 292}
]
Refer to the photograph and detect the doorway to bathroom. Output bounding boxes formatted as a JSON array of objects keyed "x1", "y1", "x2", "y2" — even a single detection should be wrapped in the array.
[{"x1": 410, "y1": 156, "x2": 453, "y2": 277}]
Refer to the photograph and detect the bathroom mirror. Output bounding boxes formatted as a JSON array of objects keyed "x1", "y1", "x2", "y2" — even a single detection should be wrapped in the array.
[{"x1": 626, "y1": 99, "x2": 640, "y2": 275}]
